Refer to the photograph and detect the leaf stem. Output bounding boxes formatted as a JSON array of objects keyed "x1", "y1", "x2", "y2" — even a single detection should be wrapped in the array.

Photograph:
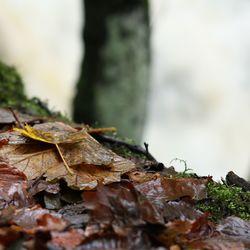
[{"x1": 55, "y1": 143, "x2": 74, "y2": 175}]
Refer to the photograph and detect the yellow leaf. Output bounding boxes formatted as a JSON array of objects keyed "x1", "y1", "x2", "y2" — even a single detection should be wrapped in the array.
[
  {"x1": 0, "y1": 125, "x2": 136, "y2": 190},
  {"x1": 13, "y1": 123, "x2": 88, "y2": 175}
]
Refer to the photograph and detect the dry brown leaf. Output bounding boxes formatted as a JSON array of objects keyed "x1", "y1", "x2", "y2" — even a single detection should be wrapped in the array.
[{"x1": 0, "y1": 122, "x2": 135, "y2": 189}]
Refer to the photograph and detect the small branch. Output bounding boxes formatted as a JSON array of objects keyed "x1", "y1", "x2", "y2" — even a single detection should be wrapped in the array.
[
  {"x1": 88, "y1": 127, "x2": 117, "y2": 134},
  {"x1": 9, "y1": 108, "x2": 24, "y2": 128},
  {"x1": 93, "y1": 134, "x2": 157, "y2": 161}
]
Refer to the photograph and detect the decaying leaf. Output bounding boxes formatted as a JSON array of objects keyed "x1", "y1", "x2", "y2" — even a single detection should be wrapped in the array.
[
  {"x1": 163, "y1": 201, "x2": 203, "y2": 221},
  {"x1": 217, "y1": 216, "x2": 250, "y2": 248},
  {"x1": 129, "y1": 172, "x2": 208, "y2": 203},
  {"x1": 0, "y1": 122, "x2": 135, "y2": 189},
  {"x1": 83, "y1": 181, "x2": 163, "y2": 226},
  {"x1": 0, "y1": 227, "x2": 22, "y2": 249},
  {"x1": 187, "y1": 237, "x2": 245, "y2": 250},
  {"x1": 1, "y1": 108, "x2": 250, "y2": 249},
  {"x1": 0, "y1": 161, "x2": 32, "y2": 208},
  {"x1": 13, "y1": 206, "x2": 68, "y2": 234},
  {"x1": 50, "y1": 229, "x2": 85, "y2": 249},
  {"x1": 156, "y1": 213, "x2": 213, "y2": 247},
  {"x1": 0, "y1": 108, "x2": 37, "y2": 125}
]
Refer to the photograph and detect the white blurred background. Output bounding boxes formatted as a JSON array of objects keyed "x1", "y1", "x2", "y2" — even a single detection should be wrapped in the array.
[
  {"x1": 0, "y1": 0, "x2": 250, "y2": 180},
  {"x1": 144, "y1": 0, "x2": 250, "y2": 179},
  {"x1": 0, "y1": 0, "x2": 83, "y2": 115}
]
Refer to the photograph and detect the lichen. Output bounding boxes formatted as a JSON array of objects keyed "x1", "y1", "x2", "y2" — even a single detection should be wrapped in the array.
[{"x1": 196, "y1": 181, "x2": 250, "y2": 222}]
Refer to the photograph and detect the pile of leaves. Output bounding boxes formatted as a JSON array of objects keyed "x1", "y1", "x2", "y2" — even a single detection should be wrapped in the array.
[{"x1": 0, "y1": 108, "x2": 249, "y2": 250}]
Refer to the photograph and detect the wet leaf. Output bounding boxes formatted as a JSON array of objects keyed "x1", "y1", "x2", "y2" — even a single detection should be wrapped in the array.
[
  {"x1": 78, "y1": 228, "x2": 156, "y2": 250},
  {"x1": 59, "y1": 203, "x2": 89, "y2": 227},
  {"x1": 13, "y1": 206, "x2": 55, "y2": 229},
  {"x1": 163, "y1": 201, "x2": 203, "y2": 221},
  {"x1": 129, "y1": 172, "x2": 208, "y2": 204},
  {"x1": 0, "y1": 161, "x2": 32, "y2": 208},
  {"x1": 0, "y1": 227, "x2": 22, "y2": 249},
  {"x1": 78, "y1": 233, "x2": 129, "y2": 250},
  {"x1": 217, "y1": 216, "x2": 250, "y2": 247},
  {"x1": 50, "y1": 229, "x2": 85, "y2": 249},
  {"x1": 0, "y1": 139, "x2": 8, "y2": 148},
  {"x1": 13, "y1": 206, "x2": 68, "y2": 234},
  {"x1": 187, "y1": 237, "x2": 244, "y2": 250},
  {"x1": 157, "y1": 214, "x2": 213, "y2": 247},
  {"x1": 83, "y1": 181, "x2": 164, "y2": 226},
  {"x1": 0, "y1": 108, "x2": 37, "y2": 125}
]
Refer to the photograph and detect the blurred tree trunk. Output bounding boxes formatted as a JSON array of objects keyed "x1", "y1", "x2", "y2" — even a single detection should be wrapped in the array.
[{"x1": 73, "y1": 0, "x2": 149, "y2": 143}]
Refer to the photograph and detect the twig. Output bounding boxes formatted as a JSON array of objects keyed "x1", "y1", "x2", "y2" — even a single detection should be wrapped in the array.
[
  {"x1": 9, "y1": 108, "x2": 24, "y2": 128},
  {"x1": 93, "y1": 134, "x2": 157, "y2": 161}
]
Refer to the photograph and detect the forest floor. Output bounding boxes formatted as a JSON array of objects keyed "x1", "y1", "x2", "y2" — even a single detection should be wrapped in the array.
[{"x1": 0, "y1": 108, "x2": 249, "y2": 249}]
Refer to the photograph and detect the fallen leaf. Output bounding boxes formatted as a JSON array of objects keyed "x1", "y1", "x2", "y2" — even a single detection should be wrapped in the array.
[
  {"x1": 59, "y1": 203, "x2": 89, "y2": 227},
  {"x1": 50, "y1": 229, "x2": 85, "y2": 249},
  {"x1": 129, "y1": 172, "x2": 208, "y2": 204},
  {"x1": 79, "y1": 233, "x2": 129, "y2": 250},
  {"x1": 13, "y1": 123, "x2": 88, "y2": 174},
  {"x1": 157, "y1": 214, "x2": 213, "y2": 247},
  {"x1": 0, "y1": 227, "x2": 21, "y2": 249},
  {"x1": 13, "y1": 206, "x2": 68, "y2": 234},
  {"x1": 0, "y1": 122, "x2": 135, "y2": 189},
  {"x1": 217, "y1": 216, "x2": 250, "y2": 248},
  {"x1": 0, "y1": 161, "x2": 32, "y2": 208},
  {"x1": 0, "y1": 108, "x2": 37, "y2": 125},
  {"x1": 163, "y1": 201, "x2": 203, "y2": 221},
  {"x1": 36, "y1": 213, "x2": 68, "y2": 232},
  {"x1": 83, "y1": 181, "x2": 164, "y2": 226},
  {"x1": 187, "y1": 237, "x2": 245, "y2": 250},
  {"x1": 0, "y1": 130, "x2": 31, "y2": 144},
  {"x1": 0, "y1": 139, "x2": 8, "y2": 148},
  {"x1": 13, "y1": 206, "x2": 55, "y2": 229}
]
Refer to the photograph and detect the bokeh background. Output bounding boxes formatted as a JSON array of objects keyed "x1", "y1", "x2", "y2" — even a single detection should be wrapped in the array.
[{"x1": 0, "y1": 0, "x2": 250, "y2": 180}]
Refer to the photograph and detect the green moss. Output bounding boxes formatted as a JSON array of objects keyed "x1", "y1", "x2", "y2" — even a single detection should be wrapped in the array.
[
  {"x1": 0, "y1": 61, "x2": 64, "y2": 118},
  {"x1": 171, "y1": 158, "x2": 196, "y2": 178},
  {"x1": 110, "y1": 144, "x2": 146, "y2": 159},
  {"x1": 196, "y1": 181, "x2": 250, "y2": 222}
]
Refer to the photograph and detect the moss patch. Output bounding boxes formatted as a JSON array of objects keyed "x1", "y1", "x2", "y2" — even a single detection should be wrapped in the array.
[
  {"x1": 0, "y1": 61, "x2": 63, "y2": 117},
  {"x1": 196, "y1": 181, "x2": 250, "y2": 222}
]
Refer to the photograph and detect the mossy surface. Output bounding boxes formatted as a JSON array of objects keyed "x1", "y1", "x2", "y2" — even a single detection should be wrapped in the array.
[
  {"x1": 196, "y1": 181, "x2": 250, "y2": 222},
  {"x1": 109, "y1": 143, "x2": 147, "y2": 160},
  {"x1": 0, "y1": 61, "x2": 62, "y2": 117}
]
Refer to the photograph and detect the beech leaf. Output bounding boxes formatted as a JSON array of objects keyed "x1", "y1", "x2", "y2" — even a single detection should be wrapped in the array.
[{"x1": 0, "y1": 122, "x2": 135, "y2": 189}]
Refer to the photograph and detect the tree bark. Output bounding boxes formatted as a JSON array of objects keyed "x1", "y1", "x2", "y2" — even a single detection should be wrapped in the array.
[{"x1": 73, "y1": 0, "x2": 149, "y2": 143}]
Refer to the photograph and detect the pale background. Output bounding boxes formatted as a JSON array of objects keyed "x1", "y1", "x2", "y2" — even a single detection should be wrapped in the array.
[{"x1": 0, "y1": 0, "x2": 250, "y2": 180}]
